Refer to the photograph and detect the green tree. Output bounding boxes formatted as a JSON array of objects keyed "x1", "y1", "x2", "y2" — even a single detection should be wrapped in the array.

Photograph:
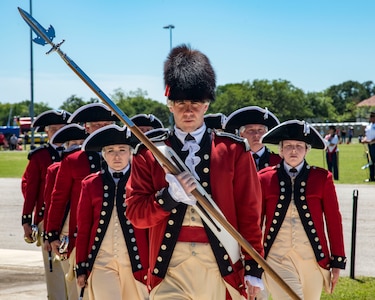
[
  {"x1": 210, "y1": 82, "x2": 255, "y2": 115},
  {"x1": 111, "y1": 88, "x2": 170, "y2": 127},
  {"x1": 325, "y1": 80, "x2": 373, "y2": 121},
  {"x1": 305, "y1": 92, "x2": 337, "y2": 122},
  {"x1": 0, "y1": 100, "x2": 51, "y2": 125},
  {"x1": 211, "y1": 79, "x2": 311, "y2": 122},
  {"x1": 251, "y1": 79, "x2": 312, "y2": 121},
  {"x1": 59, "y1": 95, "x2": 98, "y2": 113}
]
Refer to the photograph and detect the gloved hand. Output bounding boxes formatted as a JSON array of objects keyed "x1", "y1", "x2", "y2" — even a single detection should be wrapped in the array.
[
  {"x1": 245, "y1": 275, "x2": 264, "y2": 300},
  {"x1": 165, "y1": 171, "x2": 197, "y2": 205}
]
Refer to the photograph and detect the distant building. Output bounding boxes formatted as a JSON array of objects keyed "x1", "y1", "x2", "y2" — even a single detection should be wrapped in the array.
[
  {"x1": 311, "y1": 122, "x2": 368, "y2": 139},
  {"x1": 14, "y1": 116, "x2": 32, "y2": 133}
]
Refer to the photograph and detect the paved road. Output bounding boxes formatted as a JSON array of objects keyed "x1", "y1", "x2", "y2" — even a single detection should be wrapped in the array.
[{"x1": 0, "y1": 178, "x2": 374, "y2": 299}]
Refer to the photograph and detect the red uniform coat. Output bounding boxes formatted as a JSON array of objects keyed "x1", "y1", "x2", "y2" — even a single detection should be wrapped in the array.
[
  {"x1": 258, "y1": 162, "x2": 346, "y2": 270},
  {"x1": 256, "y1": 146, "x2": 281, "y2": 171},
  {"x1": 126, "y1": 131, "x2": 264, "y2": 295},
  {"x1": 44, "y1": 162, "x2": 61, "y2": 229},
  {"x1": 44, "y1": 149, "x2": 82, "y2": 232},
  {"x1": 75, "y1": 169, "x2": 148, "y2": 285},
  {"x1": 21, "y1": 144, "x2": 61, "y2": 226},
  {"x1": 46, "y1": 150, "x2": 101, "y2": 254}
]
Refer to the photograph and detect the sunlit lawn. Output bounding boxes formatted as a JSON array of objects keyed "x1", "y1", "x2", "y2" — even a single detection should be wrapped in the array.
[{"x1": 0, "y1": 142, "x2": 373, "y2": 183}]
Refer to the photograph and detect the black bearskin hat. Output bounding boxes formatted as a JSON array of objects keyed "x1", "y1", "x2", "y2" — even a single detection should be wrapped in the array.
[{"x1": 164, "y1": 44, "x2": 216, "y2": 102}]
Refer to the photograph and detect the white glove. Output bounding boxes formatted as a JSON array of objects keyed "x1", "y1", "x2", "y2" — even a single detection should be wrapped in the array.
[
  {"x1": 165, "y1": 173, "x2": 197, "y2": 206},
  {"x1": 245, "y1": 275, "x2": 264, "y2": 290}
]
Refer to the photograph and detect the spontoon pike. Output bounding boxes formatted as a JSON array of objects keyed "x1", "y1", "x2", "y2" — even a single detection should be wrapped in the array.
[{"x1": 18, "y1": 7, "x2": 301, "y2": 299}]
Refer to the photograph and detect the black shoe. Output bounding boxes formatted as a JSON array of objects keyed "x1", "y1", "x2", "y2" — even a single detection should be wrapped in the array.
[{"x1": 364, "y1": 178, "x2": 375, "y2": 182}]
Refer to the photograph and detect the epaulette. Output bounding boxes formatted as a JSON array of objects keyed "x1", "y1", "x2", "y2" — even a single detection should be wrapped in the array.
[
  {"x1": 214, "y1": 130, "x2": 250, "y2": 151},
  {"x1": 82, "y1": 170, "x2": 101, "y2": 182},
  {"x1": 309, "y1": 165, "x2": 329, "y2": 175},
  {"x1": 62, "y1": 146, "x2": 81, "y2": 158},
  {"x1": 133, "y1": 129, "x2": 171, "y2": 155},
  {"x1": 258, "y1": 164, "x2": 278, "y2": 175},
  {"x1": 27, "y1": 144, "x2": 48, "y2": 160}
]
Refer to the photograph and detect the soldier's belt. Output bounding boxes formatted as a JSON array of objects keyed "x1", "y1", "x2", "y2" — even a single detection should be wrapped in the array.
[{"x1": 177, "y1": 226, "x2": 209, "y2": 243}]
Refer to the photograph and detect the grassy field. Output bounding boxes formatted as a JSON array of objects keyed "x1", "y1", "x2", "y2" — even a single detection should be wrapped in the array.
[
  {"x1": 0, "y1": 150, "x2": 28, "y2": 178},
  {"x1": 0, "y1": 142, "x2": 373, "y2": 182},
  {"x1": 321, "y1": 277, "x2": 375, "y2": 300}
]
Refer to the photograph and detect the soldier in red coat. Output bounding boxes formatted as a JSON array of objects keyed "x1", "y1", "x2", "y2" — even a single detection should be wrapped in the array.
[
  {"x1": 75, "y1": 124, "x2": 148, "y2": 299},
  {"x1": 258, "y1": 120, "x2": 346, "y2": 300},
  {"x1": 46, "y1": 103, "x2": 118, "y2": 299},
  {"x1": 224, "y1": 106, "x2": 281, "y2": 171},
  {"x1": 126, "y1": 44, "x2": 264, "y2": 300},
  {"x1": 43, "y1": 124, "x2": 88, "y2": 300},
  {"x1": 21, "y1": 109, "x2": 70, "y2": 300},
  {"x1": 44, "y1": 124, "x2": 88, "y2": 233}
]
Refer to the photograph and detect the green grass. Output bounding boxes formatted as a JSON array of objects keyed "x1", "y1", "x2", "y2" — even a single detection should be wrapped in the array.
[
  {"x1": 321, "y1": 277, "x2": 375, "y2": 300},
  {"x1": 0, "y1": 150, "x2": 28, "y2": 178},
  {"x1": 269, "y1": 277, "x2": 375, "y2": 299},
  {"x1": 0, "y1": 142, "x2": 373, "y2": 183}
]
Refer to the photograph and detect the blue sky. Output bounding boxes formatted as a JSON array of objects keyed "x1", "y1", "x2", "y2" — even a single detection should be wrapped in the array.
[{"x1": 1, "y1": 1, "x2": 375, "y2": 109}]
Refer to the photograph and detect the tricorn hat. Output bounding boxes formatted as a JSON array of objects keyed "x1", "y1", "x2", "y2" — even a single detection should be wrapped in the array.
[
  {"x1": 82, "y1": 124, "x2": 139, "y2": 152},
  {"x1": 224, "y1": 106, "x2": 279, "y2": 134},
  {"x1": 68, "y1": 103, "x2": 119, "y2": 123},
  {"x1": 50, "y1": 124, "x2": 88, "y2": 144},
  {"x1": 204, "y1": 113, "x2": 227, "y2": 130},
  {"x1": 164, "y1": 44, "x2": 216, "y2": 102},
  {"x1": 260, "y1": 120, "x2": 326, "y2": 149},
  {"x1": 32, "y1": 110, "x2": 71, "y2": 132},
  {"x1": 131, "y1": 114, "x2": 164, "y2": 129}
]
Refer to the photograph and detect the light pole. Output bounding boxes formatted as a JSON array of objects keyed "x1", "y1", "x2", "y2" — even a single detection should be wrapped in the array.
[
  {"x1": 163, "y1": 24, "x2": 175, "y2": 50},
  {"x1": 29, "y1": 0, "x2": 35, "y2": 149},
  {"x1": 163, "y1": 25, "x2": 175, "y2": 128}
]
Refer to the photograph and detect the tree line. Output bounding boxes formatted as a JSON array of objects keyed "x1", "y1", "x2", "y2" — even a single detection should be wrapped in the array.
[{"x1": 1, "y1": 79, "x2": 374, "y2": 128}]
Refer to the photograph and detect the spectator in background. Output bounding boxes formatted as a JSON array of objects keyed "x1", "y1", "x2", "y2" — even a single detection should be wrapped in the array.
[
  {"x1": 324, "y1": 125, "x2": 339, "y2": 180},
  {"x1": 0, "y1": 132, "x2": 5, "y2": 150},
  {"x1": 10, "y1": 134, "x2": 18, "y2": 150},
  {"x1": 23, "y1": 132, "x2": 29, "y2": 150},
  {"x1": 347, "y1": 126, "x2": 354, "y2": 144},
  {"x1": 361, "y1": 111, "x2": 375, "y2": 182},
  {"x1": 340, "y1": 127, "x2": 346, "y2": 144}
]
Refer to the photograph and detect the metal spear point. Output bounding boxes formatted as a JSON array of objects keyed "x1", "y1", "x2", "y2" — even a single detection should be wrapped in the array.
[
  {"x1": 17, "y1": 7, "x2": 135, "y2": 127},
  {"x1": 17, "y1": 7, "x2": 301, "y2": 300},
  {"x1": 18, "y1": 7, "x2": 56, "y2": 47}
]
